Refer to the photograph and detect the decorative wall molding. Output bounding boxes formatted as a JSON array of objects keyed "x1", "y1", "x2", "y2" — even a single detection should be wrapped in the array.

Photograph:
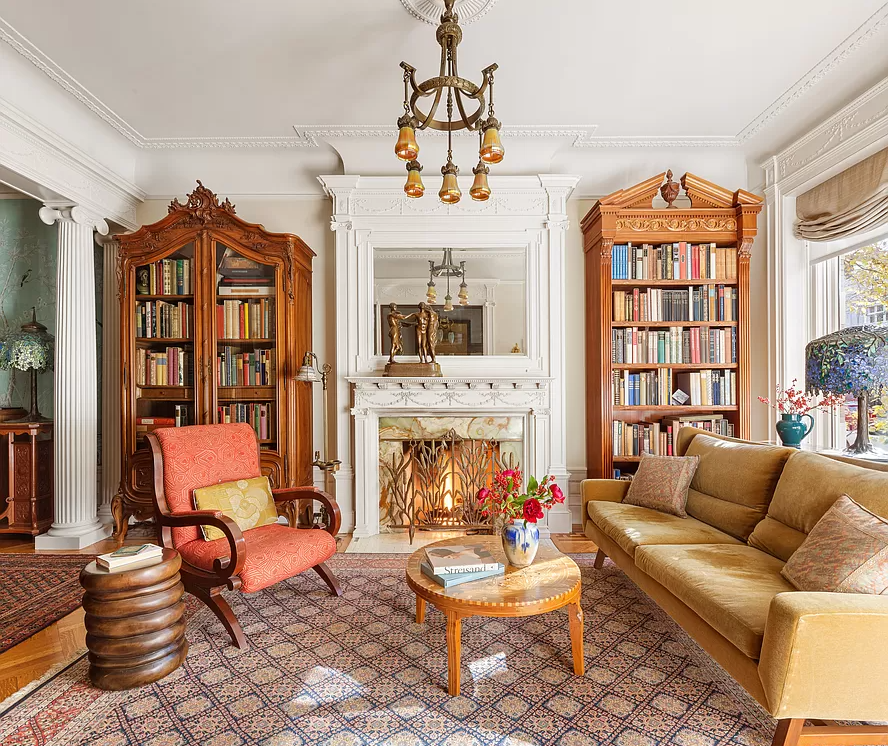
[
  {"x1": 0, "y1": 97, "x2": 142, "y2": 229},
  {"x1": 399, "y1": 0, "x2": 499, "y2": 25},
  {"x1": 738, "y1": 4, "x2": 888, "y2": 144}
]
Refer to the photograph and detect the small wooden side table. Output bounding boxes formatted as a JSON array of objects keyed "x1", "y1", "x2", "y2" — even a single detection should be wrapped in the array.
[
  {"x1": 80, "y1": 548, "x2": 188, "y2": 690},
  {"x1": 0, "y1": 421, "x2": 52, "y2": 536},
  {"x1": 406, "y1": 536, "x2": 584, "y2": 696}
]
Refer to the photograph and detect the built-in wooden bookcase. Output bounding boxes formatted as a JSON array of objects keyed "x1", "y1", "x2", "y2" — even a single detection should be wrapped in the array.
[
  {"x1": 112, "y1": 182, "x2": 315, "y2": 539},
  {"x1": 581, "y1": 171, "x2": 762, "y2": 479}
]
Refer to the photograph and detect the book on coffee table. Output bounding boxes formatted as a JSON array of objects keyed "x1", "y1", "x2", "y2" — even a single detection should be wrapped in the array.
[
  {"x1": 420, "y1": 561, "x2": 505, "y2": 588},
  {"x1": 424, "y1": 543, "x2": 500, "y2": 575}
]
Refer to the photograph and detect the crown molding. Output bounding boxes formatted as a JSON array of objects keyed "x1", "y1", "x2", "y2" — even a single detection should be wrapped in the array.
[
  {"x1": 576, "y1": 136, "x2": 741, "y2": 148},
  {"x1": 738, "y1": 4, "x2": 888, "y2": 144},
  {"x1": 0, "y1": 97, "x2": 143, "y2": 228},
  {"x1": 399, "y1": 0, "x2": 499, "y2": 25}
]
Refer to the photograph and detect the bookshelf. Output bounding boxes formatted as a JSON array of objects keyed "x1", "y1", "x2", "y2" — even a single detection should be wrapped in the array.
[
  {"x1": 112, "y1": 182, "x2": 316, "y2": 539},
  {"x1": 581, "y1": 171, "x2": 762, "y2": 479}
]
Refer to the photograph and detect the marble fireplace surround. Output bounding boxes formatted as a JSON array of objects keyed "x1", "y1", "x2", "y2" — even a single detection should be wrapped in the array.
[
  {"x1": 348, "y1": 377, "x2": 556, "y2": 538},
  {"x1": 320, "y1": 174, "x2": 579, "y2": 537}
]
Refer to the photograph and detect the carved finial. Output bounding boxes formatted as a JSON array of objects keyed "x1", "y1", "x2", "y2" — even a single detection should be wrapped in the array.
[
  {"x1": 660, "y1": 169, "x2": 680, "y2": 208},
  {"x1": 168, "y1": 180, "x2": 237, "y2": 222}
]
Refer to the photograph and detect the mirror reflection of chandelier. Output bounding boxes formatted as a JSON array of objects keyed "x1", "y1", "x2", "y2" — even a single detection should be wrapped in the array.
[
  {"x1": 395, "y1": 0, "x2": 504, "y2": 204},
  {"x1": 426, "y1": 248, "x2": 469, "y2": 311}
]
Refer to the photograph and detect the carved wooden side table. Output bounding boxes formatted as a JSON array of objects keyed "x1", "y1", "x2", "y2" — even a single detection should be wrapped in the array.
[
  {"x1": 406, "y1": 535, "x2": 584, "y2": 696},
  {"x1": 80, "y1": 548, "x2": 188, "y2": 690},
  {"x1": 0, "y1": 421, "x2": 53, "y2": 536}
]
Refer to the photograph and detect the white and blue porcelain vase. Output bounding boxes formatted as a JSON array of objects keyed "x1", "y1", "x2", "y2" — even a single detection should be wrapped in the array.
[{"x1": 502, "y1": 520, "x2": 540, "y2": 568}]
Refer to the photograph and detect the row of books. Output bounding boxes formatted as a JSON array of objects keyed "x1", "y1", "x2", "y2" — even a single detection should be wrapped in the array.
[
  {"x1": 135, "y1": 407, "x2": 189, "y2": 433},
  {"x1": 613, "y1": 286, "x2": 738, "y2": 323},
  {"x1": 218, "y1": 403, "x2": 272, "y2": 440},
  {"x1": 138, "y1": 258, "x2": 193, "y2": 296},
  {"x1": 612, "y1": 369, "x2": 737, "y2": 406},
  {"x1": 217, "y1": 348, "x2": 276, "y2": 387},
  {"x1": 135, "y1": 348, "x2": 193, "y2": 387},
  {"x1": 422, "y1": 544, "x2": 504, "y2": 588},
  {"x1": 216, "y1": 299, "x2": 275, "y2": 340},
  {"x1": 612, "y1": 327, "x2": 737, "y2": 365},
  {"x1": 612, "y1": 415, "x2": 734, "y2": 457},
  {"x1": 611, "y1": 243, "x2": 738, "y2": 281},
  {"x1": 136, "y1": 301, "x2": 193, "y2": 340}
]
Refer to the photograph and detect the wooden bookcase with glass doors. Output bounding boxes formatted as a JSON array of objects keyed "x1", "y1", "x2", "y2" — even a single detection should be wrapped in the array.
[
  {"x1": 581, "y1": 171, "x2": 763, "y2": 480},
  {"x1": 111, "y1": 182, "x2": 315, "y2": 540}
]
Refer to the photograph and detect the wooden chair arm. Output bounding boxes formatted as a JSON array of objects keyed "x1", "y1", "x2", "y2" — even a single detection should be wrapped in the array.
[
  {"x1": 272, "y1": 487, "x2": 342, "y2": 537},
  {"x1": 157, "y1": 510, "x2": 247, "y2": 580}
]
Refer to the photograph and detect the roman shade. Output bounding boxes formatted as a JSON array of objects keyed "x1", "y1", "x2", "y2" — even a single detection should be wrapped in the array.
[{"x1": 794, "y1": 147, "x2": 888, "y2": 241}]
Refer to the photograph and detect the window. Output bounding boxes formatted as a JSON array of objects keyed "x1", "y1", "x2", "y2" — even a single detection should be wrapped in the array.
[{"x1": 824, "y1": 240, "x2": 888, "y2": 450}]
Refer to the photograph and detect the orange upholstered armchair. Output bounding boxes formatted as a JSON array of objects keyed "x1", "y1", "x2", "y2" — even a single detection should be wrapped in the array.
[{"x1": 146, "y1": 423, "x2": 341, "y2": 648}]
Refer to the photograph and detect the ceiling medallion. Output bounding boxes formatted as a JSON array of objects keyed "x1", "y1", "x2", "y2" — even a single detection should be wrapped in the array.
[
  {"x1": 395, "y1": 0, "x2": 503, "y2": 204},
  {"x1": 399, "y1": 0, "x2": 500, "y2": 25}
]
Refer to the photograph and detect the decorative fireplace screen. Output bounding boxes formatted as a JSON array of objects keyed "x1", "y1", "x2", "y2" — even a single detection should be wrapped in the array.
[{"x1": 378, "y1": 417, "x2": 522, "y2": 542}]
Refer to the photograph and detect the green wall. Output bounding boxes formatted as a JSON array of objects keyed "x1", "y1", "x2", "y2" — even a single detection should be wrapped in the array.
[{"x1": 0, "y1": 197, "x2": 57, "y2": 416}]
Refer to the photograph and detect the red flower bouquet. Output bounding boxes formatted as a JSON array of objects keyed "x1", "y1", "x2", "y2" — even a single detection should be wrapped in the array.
[
  {"x1": 758, "y1": 379, "x2": 845, "y2": 415},
  {"x1": 476, "y1": 468, "x2": 564, "y2": 527}
]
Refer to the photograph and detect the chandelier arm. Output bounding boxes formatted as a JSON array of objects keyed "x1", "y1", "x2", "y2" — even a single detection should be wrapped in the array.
[
  {"x1": 412, "y1": 87, "x2": 445, "y2": 131},
  {"x1": 453, "y1": 88, "x2": 476, "y2": 133}
]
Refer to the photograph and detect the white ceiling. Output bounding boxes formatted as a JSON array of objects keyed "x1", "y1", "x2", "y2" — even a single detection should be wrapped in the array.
[{"x1": 1, "y1": 0, "x2": 887, "y2": 151}]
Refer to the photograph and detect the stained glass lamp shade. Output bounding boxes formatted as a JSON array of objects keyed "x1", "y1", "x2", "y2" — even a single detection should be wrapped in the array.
[
  {"x1": 0, "y1": 308, "x2": 54, "y2": 422},
  {"x1": 806, "y1": 324, "x2": 888, "y2": 454}
]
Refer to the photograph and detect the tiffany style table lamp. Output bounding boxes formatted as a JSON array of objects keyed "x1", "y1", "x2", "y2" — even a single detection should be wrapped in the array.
[
  {"x1": 806, "y1": 324, "x2": 888, "y2": 454},
  {"x1": 0, "y1": 308, "x2": 54, "y2": 422}
]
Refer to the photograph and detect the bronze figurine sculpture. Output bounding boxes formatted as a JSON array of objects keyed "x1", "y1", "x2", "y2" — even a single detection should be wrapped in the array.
[{"x1": 384, "y1": 301, "x2": 442, "y2": 377}]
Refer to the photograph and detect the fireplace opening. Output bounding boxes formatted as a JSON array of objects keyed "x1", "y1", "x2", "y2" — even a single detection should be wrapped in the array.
[{"x1": 379, "y1": 417, "x2": 522, "y2": 542}]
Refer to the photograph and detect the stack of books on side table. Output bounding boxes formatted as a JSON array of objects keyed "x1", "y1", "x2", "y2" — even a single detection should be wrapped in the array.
[
  {"x1": 421, "y1": 544, "x2": 505, "y2": 588},
  {"x1": 97, "y1": 543, "x2": 164, "y2": 572}
]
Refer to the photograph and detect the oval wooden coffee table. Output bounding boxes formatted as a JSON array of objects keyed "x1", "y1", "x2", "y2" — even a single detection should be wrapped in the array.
[{"x1": 406, "y1": 535, "x2": 583, "y2": 696}]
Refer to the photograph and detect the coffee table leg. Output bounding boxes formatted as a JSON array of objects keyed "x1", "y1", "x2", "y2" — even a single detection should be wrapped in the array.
[
  {"x1": 415, "y1": 595, "x2": 426, "y2": 624},
  {"x1": 446, "y1": 610, "x2": 462, "y2": 696},
  {"x1": 569, "y1": 600, "x2": 585, "y2": 676}
]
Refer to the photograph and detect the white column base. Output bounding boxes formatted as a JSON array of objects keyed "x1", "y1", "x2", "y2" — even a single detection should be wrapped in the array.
[{"x1": 35, "y1": 521, "x2": 111, "y2": 550}]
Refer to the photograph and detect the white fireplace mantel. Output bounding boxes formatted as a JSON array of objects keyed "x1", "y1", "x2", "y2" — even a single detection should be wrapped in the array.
[{"x1": 319, "y1": 174, "x2": 579, "y2": 536}]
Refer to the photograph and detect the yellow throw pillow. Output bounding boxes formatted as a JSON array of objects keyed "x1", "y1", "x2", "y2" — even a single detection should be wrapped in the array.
[{"x1": 193, "y1": 476, "x2": 279, "y2": 541}]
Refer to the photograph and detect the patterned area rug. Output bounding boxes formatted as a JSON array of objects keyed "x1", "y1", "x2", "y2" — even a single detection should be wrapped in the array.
[
  {"x1": 0, "y1": 554, "x2": 775, "y2": 746},
  {"x1": 0, "y1": 554, "x2": 93, "y2": 654}
]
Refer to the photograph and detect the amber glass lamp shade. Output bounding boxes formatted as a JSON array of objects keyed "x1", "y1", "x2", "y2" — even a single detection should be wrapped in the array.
[
  {"x1": 480, "y1": 124, "x2": 505, "y2": 164},
  {"x1": 404, "y1": 164, "x2": 425, "y2": 199},
  {"x1": 395, "y1": 125, "x2": 419, "y2": 162},
  {"x1": 470, "y1": 165, "x2": 491, "y2": 201},
  {"x1": 439, "y1": 172, "x2": 462, "y2": 204}
]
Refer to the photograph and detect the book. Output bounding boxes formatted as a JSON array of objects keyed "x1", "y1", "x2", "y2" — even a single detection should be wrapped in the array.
[
  {"x1": 424, "y1": 544, "x2": 500, "y2": 575},
  {"x1": 97, "y1": 543, "x2": 163, "y2": 570},
  {"x1": 217, "y1": 285, "x2": 275, "y2": 297},
  {"x1": 420, "y1": 561, "x2": 505, "y2": 588}
]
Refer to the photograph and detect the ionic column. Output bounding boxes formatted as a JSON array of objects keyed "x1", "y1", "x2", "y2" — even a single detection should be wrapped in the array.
[
  {"x1": 97, "y1": 235, "x2": 120, "y2": 522},
  {"x1": 35, "y1": 205, "x2": 112, "y2": 549}
]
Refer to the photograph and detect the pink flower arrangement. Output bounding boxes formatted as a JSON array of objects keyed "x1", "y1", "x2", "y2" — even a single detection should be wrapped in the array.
[
  {"x1": 476, "y1": 468, "x2": 564, "y2": 526},
  {"x1": 758, "y1": 379, "x2": 846, "y2": 415}
]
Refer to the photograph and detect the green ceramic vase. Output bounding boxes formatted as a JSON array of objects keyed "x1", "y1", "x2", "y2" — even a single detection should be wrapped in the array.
[{"x1": 775, "y1": 413, "x2": 814, "y2": 449}]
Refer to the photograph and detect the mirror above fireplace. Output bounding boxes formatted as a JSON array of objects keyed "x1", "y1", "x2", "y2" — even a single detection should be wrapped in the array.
[{"x1": 373, "y1": 247, "x2": 527, "y2": 357}]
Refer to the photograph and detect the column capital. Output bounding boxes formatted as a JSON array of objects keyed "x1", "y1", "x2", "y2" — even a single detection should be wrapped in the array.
[{"x1": 39, "y1": 204, "x2": 110, "y2": 236}]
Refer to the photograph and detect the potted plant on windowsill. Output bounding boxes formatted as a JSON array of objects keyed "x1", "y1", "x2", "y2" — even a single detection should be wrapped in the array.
[
  {"x1": 476, "y1": 468, "x2": 564, "y2": 568},
  {"x1": 758, "y1": 379, "x2": 845, "y2": 448}
]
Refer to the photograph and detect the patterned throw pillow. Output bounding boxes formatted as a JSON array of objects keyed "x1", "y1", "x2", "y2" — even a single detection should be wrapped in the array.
[
  {"x1": 623, "y1": 454, "x2": 700, "y2": 518},
  {"x1": 781, "y1": 495, "x2": 888, "y2": 594},
  {"x1": 193, "y1": 476, "x2": 279, "y2": 541}
]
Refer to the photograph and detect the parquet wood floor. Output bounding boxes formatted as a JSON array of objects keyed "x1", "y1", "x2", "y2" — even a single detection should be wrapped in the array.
[{"x1": 0, "y1": 525, "x2": 594, "y2": 701}]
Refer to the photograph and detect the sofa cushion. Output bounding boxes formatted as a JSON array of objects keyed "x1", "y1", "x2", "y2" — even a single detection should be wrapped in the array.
[
  {"x1": 781, "y1": 495, "x2": 888, "y2": 594},
  {"x1": 682, "y1": 434, "x2": 793, "y2": 540},
  {"x1": 587, "y1": 501, "x2": 741, "y2": 558},
  {"x1": 624, "y1": 454, "x2": 699, "y2": 517},
  {"x1": 635, "y1": 544, "x2": 795, "y2": 659},
  {"x1": 749, "y1": 451, "x2": 888, "y2": 561}
]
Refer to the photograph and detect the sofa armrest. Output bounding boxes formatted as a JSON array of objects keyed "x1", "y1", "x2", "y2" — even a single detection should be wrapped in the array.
[
  {"x1": 580, "y1": 479, "x2": 629, "y2": 530},
  {"x1": 273, "y1": 487, "x2": 342, "y2": 537},
  {"x1": 758, "y1": 591, "x2": 888, "y2": 721}
]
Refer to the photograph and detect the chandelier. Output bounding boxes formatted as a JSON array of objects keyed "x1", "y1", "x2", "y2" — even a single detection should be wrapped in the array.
[
  {"x1": 395, "y1": 0, "x2": 504, "y2": 204},
  {"x1": 426, "y1": 249, "x2": 469, "y2": 311}
]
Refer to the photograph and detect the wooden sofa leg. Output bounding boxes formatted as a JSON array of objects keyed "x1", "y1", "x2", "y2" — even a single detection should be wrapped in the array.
[
  {"x1": 314, "y1": 562, "x2": 342, "y2": 597},
  {"x1": 593, "y1": 549, "x2": 607, "y2": 569},
  {"x1": 772, "y1": 719, "x2": 803, "y2": 746},
  {"x1": 191, "y1": 586, "x2": 247, "y2": 649}
]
